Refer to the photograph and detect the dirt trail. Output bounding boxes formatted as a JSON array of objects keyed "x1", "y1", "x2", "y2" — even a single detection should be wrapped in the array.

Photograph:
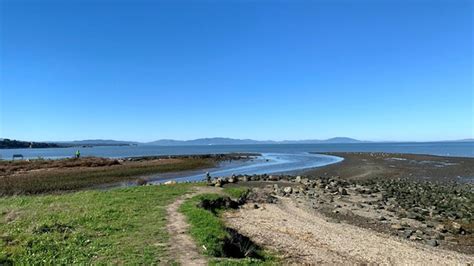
[
  {"x1": 166, "y1": 186, "x2": 222, "y2": 265},
  {"x1": 224, "y1": 197, "x2": 474, "y2": 265}
]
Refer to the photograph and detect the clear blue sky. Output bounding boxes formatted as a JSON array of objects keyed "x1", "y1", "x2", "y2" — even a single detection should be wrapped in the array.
[{"x1": 0, "y1": 0, "x2": 472, "y2": 142}]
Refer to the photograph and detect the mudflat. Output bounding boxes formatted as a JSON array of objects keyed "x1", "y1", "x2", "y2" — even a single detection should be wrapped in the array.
[{"x1": 304, "y1": 152, "x2": 474, "y2": 183}]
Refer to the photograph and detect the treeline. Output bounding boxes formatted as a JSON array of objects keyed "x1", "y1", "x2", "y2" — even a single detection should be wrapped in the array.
[{"x1": 0, "y1": 139, "x2": 61, "y2": 149}]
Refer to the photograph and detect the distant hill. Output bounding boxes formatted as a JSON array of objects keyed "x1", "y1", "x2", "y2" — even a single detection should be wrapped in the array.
[
  {"x1": 452, "y1": 138, "x2": 474, "y2": 142},
  {"x1": 147, "y1": 138, "x2": 274, "y2": 146},
  {"x1": 59, "y1": 139, "x2": 138, "y2": 146},
  {"x1": 0, "y1": 139, "x2": 62, "y2": 149},
  {"x1": 319, "y1": 137, "x2": 363, "y2": 143},
  {"x1": 146, "y1": 137, "x2": 366, "y2": 146}
]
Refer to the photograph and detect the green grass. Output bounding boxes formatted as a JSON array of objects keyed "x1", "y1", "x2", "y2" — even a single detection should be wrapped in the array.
[
  {"x1": 0, "y1": 158, "x2": 214, "y2": 195},
  {"x1": 0, "y1": 184, "x2": 191, "y2": 264},
  {"x1": 179, "y1": 193, "x2": 276, "y2": 265},
  {"x1": 180, "y1": 194, "x2": 228, "y2": 257},
  {"x1": 222, "y1": 187, "x2": 250, "y2": 199}
]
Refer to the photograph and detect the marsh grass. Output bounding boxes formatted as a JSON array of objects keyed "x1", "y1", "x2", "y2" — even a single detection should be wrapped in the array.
[
  {"x1": 0, "y1": 184, "x2": 191, "y2": 264},
  {"x1": 0, "y1": 158, "x2": 214, "y2": 195}
]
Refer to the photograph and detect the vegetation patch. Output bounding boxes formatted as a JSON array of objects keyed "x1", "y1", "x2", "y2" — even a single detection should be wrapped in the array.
[
  {"x1": 0, "y1": 184, "x2": 191, "y2": 264},
  {"x1": 180, "y1": 193, "x2": 274, "y2": 264},
  {"x1": 222, "y1": 187, "x2": 250, "y2": 199},
  {"x1": 0, "y1": 158, "x2": 213, "y2": 195}
]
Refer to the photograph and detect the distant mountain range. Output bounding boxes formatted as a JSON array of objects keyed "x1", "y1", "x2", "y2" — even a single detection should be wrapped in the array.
[
  {"x1": 1, "y1": 137, "x2": 473, "y2": 149},
  {"x1": 147, "y1": 137, "x2": 367, "y2": 146},
  {"x1": 60, "y1": 139, "x2": 140, "y2": 146}
]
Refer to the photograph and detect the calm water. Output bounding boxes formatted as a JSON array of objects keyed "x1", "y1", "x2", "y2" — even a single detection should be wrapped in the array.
[
  {"x1": 150, "y1": 153, "x2": 343, "y2": 183},
  {"x1": 1, "y1": 142, "x2": 473, "y2": 160}
]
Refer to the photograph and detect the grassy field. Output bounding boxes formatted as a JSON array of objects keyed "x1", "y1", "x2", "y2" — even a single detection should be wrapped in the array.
[
  {"x1": 0, "y1": 184, "x2": 192, "y2": 264},
  {"x1": 0, "y1": 157, "x2": 214, "y2": 195},
  {"x1": 180, "y1": 189, "x2": 276, "y2": 265}
]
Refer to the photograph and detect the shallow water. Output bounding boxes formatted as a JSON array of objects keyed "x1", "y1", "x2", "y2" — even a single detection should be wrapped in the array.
[{"x1": 150, "y1": 153, "x2": 343, "y2": 183}]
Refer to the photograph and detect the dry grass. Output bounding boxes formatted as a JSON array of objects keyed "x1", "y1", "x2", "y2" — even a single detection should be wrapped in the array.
[{"x1": 0, "y1": 157, "x2": 122, "y2": 176}]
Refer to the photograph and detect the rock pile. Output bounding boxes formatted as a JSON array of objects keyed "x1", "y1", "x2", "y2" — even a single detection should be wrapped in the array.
[{"x1": 208, "y1": 173, "x2": 473, "y2": 249}]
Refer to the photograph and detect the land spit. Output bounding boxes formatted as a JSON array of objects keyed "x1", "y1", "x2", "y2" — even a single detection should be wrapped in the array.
[{"x1": 0, "y1": 153, "x2": 256, "y2": 196}]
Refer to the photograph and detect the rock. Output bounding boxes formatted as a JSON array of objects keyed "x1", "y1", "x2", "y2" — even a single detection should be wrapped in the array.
[
  {"x1": 435, "y1": 224, "x2": 447, "y2": 233},
  {"x1": 164, "y1": 180, "x2": 177, "y2": 185},
  {"x1": 391, "y1": 223, "x2": 404, "y2": 230},
  {"x1": 403, "y1": 229, "x2": 414, "y2": 239},
  {"x1": 283, "y1": 187, "x2": 293, "y2": 194},
  {"x1": 338, "y1": 187, "x2": 348, "y2": 195},
  {"x1": 407, "y1": 212, "x2": 424, "y2": 221},
  {"x1": 295, "y1": 176, "x2": 302, "y2": 183},
  {"x1": 378, "y1": 216, "x2": 387, "y2": 221},
  {"x1": 426, "y1": 239, "x2": 438, "y2": 247},
  {"x1": 450, "y1": 222, "x2": 464, "y2": 234},
  {"x1": 432, "y1": 233, "x2": 445, "y2": 240},
  {"x1": 339, "y1": 209, "x2": 354, "y2": 216},
  {"x1": 415, "y1": 230, "x2": 424, "y2": 236},
  {"x1": 268, "y1": 175, "x2": 279, "y2": 181},
  {"x1": 136, "y1": 178, "x2": 148, "y2": 186}
]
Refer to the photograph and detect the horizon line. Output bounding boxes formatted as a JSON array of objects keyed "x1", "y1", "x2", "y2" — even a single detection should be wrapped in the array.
[{"x1": 1, "y1": 136, "x2": 473, "y2": 144}]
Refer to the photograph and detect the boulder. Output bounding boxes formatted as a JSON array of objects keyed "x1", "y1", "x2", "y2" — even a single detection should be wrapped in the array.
[{"x1": 283, "y1": 186, "x2": 293, "y2": 194}]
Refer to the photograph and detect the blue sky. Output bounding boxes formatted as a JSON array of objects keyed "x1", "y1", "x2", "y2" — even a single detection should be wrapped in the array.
[{"x1": 0, "y1": 0, "x2": 472, "y2": 142}]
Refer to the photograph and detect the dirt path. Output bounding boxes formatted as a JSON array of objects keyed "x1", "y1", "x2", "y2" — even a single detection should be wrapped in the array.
[
  {"x1": 224, "y1": 197, "x2": 474, "y2": 265},
  {"x1": 166, "y1": 186, "x2": 222, "y2": 265}
]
